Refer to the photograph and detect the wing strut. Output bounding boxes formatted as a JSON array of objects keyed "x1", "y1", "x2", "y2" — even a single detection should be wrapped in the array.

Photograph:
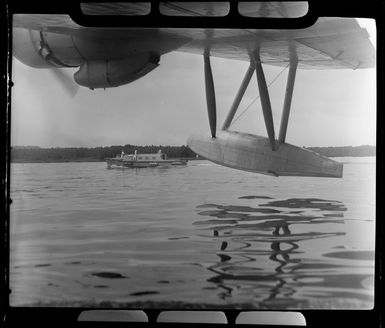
[
  {"x1": 278, "y1": 51, "x2": 298, "y2": 144},
  {"x1": 203, "y1": 52, "x2": 217, "y2": 138},
  {"x1": 253, "y1": 47, "x2": 276, "y2": 151},
  {"x1": 222, "y1": 62, "x2": 255, "y2": 130},
  {"x1": 206, "y1": 45, "x2": 296, "y2": 148}
]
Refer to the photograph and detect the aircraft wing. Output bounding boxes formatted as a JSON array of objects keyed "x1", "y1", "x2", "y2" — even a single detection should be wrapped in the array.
[
  {"x1": 175, "y1": 17, "x2": 375, "y2": 69},
  {"x1": 13, "y1": 2, "x2": 375, "y2": 70}
]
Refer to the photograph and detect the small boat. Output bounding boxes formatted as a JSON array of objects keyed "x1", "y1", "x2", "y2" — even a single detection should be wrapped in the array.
[{"x1": 105, "y1": 150, "x2": 188, "y2": 168}]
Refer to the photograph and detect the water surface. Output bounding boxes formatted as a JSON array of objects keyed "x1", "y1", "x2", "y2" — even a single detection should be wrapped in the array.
[{"x1": 10, "y1": 157, "x2": 375, "y2": 309}]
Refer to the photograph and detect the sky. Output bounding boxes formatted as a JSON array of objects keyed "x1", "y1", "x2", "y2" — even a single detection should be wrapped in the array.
[{"x1": 10, "y1": 19, "x2": 376, "y2": 148}]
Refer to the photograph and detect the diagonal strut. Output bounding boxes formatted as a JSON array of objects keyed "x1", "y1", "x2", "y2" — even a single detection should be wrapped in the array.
[
  {"x1": 209, "y1": 44, "x2": 297, "y2": 148},
  {"x1": 222, "y1": 62, "x2": 255, "y2": 130},
  {"x1": 278, "y1": 50, "x2": 298, "y2": 144},
  {"x1": 253, "y1": 47, "x2": 276, "y2": 151}
]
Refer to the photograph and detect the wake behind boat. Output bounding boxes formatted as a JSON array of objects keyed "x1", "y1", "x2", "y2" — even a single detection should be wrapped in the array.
[{"x1": 105, "y1": 150, "x2": 188, "y2": 168}]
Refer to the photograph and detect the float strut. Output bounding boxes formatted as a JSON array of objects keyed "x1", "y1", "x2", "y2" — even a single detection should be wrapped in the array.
[
  {"x1": 204, "y1": 52, "x2": 217, "y2": 138},
  {"x1": 278, "y1": 56, "x2": 298, "y2": 144},
  {"x1": 222, "y1": 63, "x2": 255, "y2": 130},
  {"x1": 253, "y1": 48, "x2": 276, "y2": 151}
]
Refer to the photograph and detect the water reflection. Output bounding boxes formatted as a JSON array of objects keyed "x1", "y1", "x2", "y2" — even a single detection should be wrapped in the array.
[{"x1": 194, "y1": 197, "x2": 373, "y2": 308}]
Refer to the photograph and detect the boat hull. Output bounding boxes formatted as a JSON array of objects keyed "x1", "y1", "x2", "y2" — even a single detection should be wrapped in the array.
[{"x1": 106, "y1": 158, "x2": 187, "y2": 168}]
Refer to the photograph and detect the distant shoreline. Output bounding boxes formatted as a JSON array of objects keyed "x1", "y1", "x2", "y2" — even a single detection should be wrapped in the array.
[
  {"x1": 11, "y1": 158, "x2": 103, "y2": 163},
  {"x1": 11, "y1": 157, "x2": 200, "y2": 164},
  {"x1": 10, "y1": 156, "x2": 375, "y2": 164},
  {"x1": 10, "y1": 144, "x2": 375, "y2": 163}
]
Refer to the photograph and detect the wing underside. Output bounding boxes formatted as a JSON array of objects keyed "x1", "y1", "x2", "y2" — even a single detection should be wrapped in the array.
[{"x1": 12, "y1": 1, "x2": 375, "y2": 70}]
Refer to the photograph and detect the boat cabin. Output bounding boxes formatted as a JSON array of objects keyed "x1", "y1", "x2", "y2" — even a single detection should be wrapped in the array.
[{"x1": 118, "y1": 149, "x2": 167, "y2": 162}]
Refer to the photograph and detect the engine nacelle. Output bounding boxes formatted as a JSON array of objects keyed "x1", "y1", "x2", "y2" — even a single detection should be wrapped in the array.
[
  {"x1": 13, "y1": 28, "x2": 56, "y2": 68},
  {"x1": 13, "y1": 28, "x2": 161, "y2": 88},
  {"x1": 73, "y1": 54, "x2": 160, "y2": 89},
  {"x1": 13, "y1": 28, "x2": 81, "y2": 68}
]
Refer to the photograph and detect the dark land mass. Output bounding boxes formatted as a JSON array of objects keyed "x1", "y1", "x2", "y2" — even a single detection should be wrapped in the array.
[
  {"x1": 306, "y1": 145, "x2": 375, "y2": 157},
  {"x1": 11, "y1": 144, "x2": 196, "y2": 163},
  {"x1": 10, "y1": 144, "x2": 375, "y2": 163}
]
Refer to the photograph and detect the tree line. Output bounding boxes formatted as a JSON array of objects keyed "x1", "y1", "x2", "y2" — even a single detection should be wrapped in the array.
[
  {"x1": 306, "y1": 145, "x2": 375, "y2": 157},
  {"x1": 11, "y1": 145, "x2": 197, "y2": 162},
  {"x1": 10, "y1": 144, "x2": 375, "y2": 163}
]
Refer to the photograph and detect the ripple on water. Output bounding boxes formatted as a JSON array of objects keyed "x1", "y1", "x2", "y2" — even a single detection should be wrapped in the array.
[
  {"x1": 322, "y1": 251, "x2": 375, "y2": 261},
  {"x1": 189, "y1": 195, "x2": 374, "y2": 308},
  {"x1": 91, "y1": 272, "x2": 127, "y2": 279},
  {"x1": 239, "y1": 195, "x2": 274, "y2": 199},
  {"x1": 197, "y1": 204, "x2": 281, "y2": 214},
  {"x1": 260, "y1": 198, "x2": 347, "y2": 211},
  {"x1": 129, "y1": 291, "x2": 160, "y2": 296}
]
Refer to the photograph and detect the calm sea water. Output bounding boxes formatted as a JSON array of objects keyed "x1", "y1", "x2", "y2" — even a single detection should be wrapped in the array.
[{"x1": 9, "y1": 158, "x2": 375, "y2": 309}]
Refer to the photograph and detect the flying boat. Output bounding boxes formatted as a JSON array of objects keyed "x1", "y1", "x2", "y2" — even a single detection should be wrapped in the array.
[{"x1": 12, "y1": 1, "x2": 375, "y2": 178}]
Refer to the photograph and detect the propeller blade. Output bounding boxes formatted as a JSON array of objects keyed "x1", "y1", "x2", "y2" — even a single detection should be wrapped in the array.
[{"x1": 50, "y1": 68, "x2": 79, "y2": 97}]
